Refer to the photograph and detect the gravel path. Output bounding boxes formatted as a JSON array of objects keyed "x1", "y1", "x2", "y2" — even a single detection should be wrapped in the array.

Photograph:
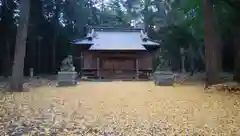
[{"x1": 0, "y1": 81, "x2": 240, "y2": 135}]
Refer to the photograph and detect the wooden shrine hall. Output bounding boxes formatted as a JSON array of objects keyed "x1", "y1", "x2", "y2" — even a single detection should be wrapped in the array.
[{"x1": 71, "y1": 27, "x2": 160, "y2": 79}]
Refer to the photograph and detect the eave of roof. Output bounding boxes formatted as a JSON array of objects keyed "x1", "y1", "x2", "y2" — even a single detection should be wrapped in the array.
[
  {"x1": 72, "y1": 27, "x2": 160, "y2": 50},
  {"x1": 72, "y1": 38, "x2": 93, "y2": 45}
]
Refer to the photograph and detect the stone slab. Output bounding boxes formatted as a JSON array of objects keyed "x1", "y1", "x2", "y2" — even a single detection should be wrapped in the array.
[
  {"x1": 58, "y1": 81, "x2": 77, "y2": 87},
  {"x1": 154, "y1": 78, "x2": 174, "y2": 86},
  {"x1": 154, "y1": 71, "x2": 175, "y2": 86},
  {"x1": 57, "y1": 71, "x2": 77, "y2": 86}
]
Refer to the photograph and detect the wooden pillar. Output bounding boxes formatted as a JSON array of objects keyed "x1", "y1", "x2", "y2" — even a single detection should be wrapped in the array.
[
  {"x1": 136, "y1": 58, "x2": 139, "y2": 79},
  {"x1": 97, "y1": 57, "x2": 100, "y2": 78}
]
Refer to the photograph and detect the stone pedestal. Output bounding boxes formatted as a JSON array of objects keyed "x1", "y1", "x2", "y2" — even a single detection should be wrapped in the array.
[
  {"x1": 57, "y1": 71, "x2": 77, "y2": 86},
  {"x1": 154, "y1": 71, "x2": 175, "y2": 86}
]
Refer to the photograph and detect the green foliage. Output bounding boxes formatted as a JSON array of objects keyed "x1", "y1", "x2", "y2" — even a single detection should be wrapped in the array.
[
  {"x1": 0, "y1": 0, "x2": 238, "y2": 75},
  {"x1": 147, "y1": 0, "x2": 204, "y2": 70},
  {"x1": 150, "y1": 0, "x2": 238, "y2": 71}
]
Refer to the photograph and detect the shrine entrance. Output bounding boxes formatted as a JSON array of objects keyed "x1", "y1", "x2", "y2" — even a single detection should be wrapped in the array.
[{"x1": 100, "y1": 57, "x2": 136, "y2": 79}]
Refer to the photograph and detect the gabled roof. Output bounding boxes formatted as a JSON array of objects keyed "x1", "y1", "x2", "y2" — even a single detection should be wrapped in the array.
[{"x1": 72, "y1": 27, "x2": 160, "y2": 51}]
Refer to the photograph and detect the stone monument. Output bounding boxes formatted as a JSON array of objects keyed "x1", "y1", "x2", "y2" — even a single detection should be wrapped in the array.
[
  {"x1": 154, "y1": 56, "x2": 176, "y2": 86},
  {"x1": 57, "y1": 55, "x2": 77, "y2": 86}
]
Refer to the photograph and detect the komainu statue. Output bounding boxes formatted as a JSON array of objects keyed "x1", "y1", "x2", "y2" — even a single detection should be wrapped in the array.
[{"x1": 60, "y1": 55, "x2": 75, "y2": 72}]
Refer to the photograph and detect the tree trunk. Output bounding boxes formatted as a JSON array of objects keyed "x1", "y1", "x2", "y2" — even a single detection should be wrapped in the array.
[
  {"x1": 203, "y1": 0, "x2": 220, "y2": 85},
  {"x1": 212, "y1": 5, "x2": 223, "y2": 72},
  {"x1": 3, "y1": 41, "x2": 12, "y2": 78},
  {"x1": 232, "y1": 6, "x2": 240, "y2": 83},
  {"x1": 37, "y1": 39, "x2": 41, "y2": 75},
  {"x1": 234, "y1": 28, "x2": 240, "y2": 82},
  {"x1": 52, "y1": 4, "x2": 60, "y2": 74},
  {"x1": 10, "y1": 0, "x2": 30, "y2": 91},
  {"x1": 52, "y1": 31, "x2": 58, "y2": 73},
  {"x1": 1, "y1": 0, "x2": 14, "y2": 78},
  {"x1": 234, "y1": 47, "x2": 240, "y2": 82}
]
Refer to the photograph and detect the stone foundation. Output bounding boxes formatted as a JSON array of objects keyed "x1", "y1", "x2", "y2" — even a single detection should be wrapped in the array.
[{"x1": 57, "y1": 71, "x2": 77, "y2": 86}]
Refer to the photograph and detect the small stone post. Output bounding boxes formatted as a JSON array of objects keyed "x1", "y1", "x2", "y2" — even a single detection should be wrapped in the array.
[
  {"x1": 136, "y1": 59, "x2": 139, "y2": 79},
  {"x1": 30, "y1": 68, "x2": 34, "y2": 78},
  {"x1": 97, "y1": 57, "x2": 100, "y2": 79}
]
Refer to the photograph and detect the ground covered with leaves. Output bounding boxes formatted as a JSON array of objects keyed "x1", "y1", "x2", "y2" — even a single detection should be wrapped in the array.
[{"x1": 0, "y1": 80, "x2": 240, "y2": 135}]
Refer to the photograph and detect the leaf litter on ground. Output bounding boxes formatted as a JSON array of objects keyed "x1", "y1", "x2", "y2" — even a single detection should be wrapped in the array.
[{"x1": 0, "y1": 78, "x2": 240, "y2": 135}]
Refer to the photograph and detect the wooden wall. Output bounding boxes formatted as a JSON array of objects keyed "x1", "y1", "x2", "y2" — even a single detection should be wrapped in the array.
[
  {"x1": 138, "y1": 53, "x2": 153, "y2": 70},
  {"x1": 81, "y1": 51, "x2": 153, "y2": 70},
  {"x1": 83, "y1": 51, "x2": 97, "y2": 69}
]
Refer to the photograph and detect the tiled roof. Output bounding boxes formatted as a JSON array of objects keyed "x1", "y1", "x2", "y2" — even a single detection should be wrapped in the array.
[{"x1": 72, "y1": 28, "x2": 160, "y2": 50}]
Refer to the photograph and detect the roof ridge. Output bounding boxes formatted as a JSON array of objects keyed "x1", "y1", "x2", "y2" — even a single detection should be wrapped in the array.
[
  {"x1": 140, "y1": 30, "x2": 148, "y2": 41},
  {"x1": 90, "y1": 27, "x2": 144, "y2": 32}
]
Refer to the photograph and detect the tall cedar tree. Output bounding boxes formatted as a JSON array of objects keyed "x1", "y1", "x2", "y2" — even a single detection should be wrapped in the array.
[
  {"x1": 203, "y1": 0, "x2": 220, "y2": 85},
  {"x1": 10, "y1": 0, "x2": 31, "y2": 91}
]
